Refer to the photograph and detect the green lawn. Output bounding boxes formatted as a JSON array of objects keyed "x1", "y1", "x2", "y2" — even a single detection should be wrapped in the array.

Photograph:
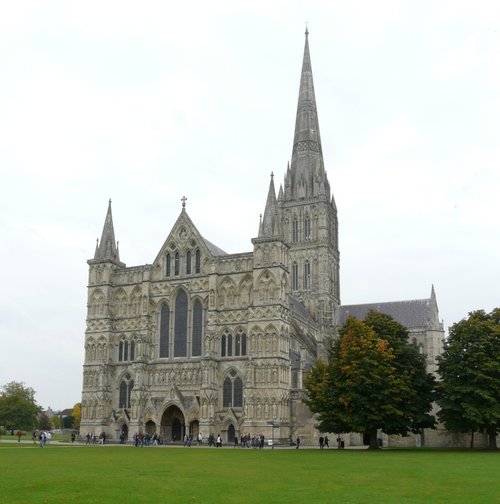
[{"x1": 0, "y1": 444, "x2": 498, "y2": 503}]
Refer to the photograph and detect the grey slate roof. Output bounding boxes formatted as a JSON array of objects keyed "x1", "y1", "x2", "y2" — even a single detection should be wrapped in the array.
[
  {"x1": 202, "y1": 236, "x2": 227, "y2": 256},
  {"x1": 339, "y1": 299, "x2": 435, "y2": 329},
  {"x1": 289, "y1": 295, "x2": 315, "y2": 324}
]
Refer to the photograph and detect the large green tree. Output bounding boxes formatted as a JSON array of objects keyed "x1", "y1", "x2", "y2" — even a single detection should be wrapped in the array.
[
  {"x1": 304, "y1": 313, "x2": 436, "y2": 449},
  {"x1": 0, "y1": 381, "x2": 41, "y2": 431},
  {"x1": 437, "y1": 308, "x2": 500, "y2": 449},
  {"x1": 305, "y1": 316, "x2": 410, "y2": 449},
  {"x1": 364, "y1": 311, "x2": 436, "y2": 436}
]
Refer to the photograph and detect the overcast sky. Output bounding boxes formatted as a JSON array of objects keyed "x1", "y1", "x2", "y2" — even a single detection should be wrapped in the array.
[{"x1": 0, "y1": 1, "x2": 498, "y2": 411}]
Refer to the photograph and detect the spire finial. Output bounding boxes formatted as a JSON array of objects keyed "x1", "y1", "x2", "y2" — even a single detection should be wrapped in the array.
[
  {"x1": 181, "y1": 195, "x2": 187, "y2": 209},
  {"x1": 271, "y1": 171, "x2": 274, "y2": 179},
  {"x1": 305, "y1": 21, "x2": 309, "y2": 38}
]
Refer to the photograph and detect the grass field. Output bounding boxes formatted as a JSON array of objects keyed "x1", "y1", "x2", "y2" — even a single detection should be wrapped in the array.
[{"x1": 0, "y1": 443, "x2": 498, "y2": 503}]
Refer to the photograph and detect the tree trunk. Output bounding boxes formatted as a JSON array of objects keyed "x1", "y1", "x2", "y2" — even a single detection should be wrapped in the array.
[
  {"x1": 487, "y1": 429, "x2": 497, "y2": 450},
  {"x1": 470, "y1": 431, "x2": 474, "y2": 449},
  {"x1": 368, "y1": 428, "x2": 380, "y2": 450}
]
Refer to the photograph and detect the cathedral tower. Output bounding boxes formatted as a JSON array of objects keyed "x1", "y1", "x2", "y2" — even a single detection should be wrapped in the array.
[{"x1": 281, "y1": 30, "x2": 340, "y2": 345}]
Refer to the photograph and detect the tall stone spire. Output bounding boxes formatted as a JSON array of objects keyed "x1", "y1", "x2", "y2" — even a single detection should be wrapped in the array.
[
  {"x1": 94, "y1": 199, "x2": 120, "y2": 261},
  {"x1": 259, "y1": 172, "x2": 281, "y2": 238},
  {"x1": 285, "y1": 30, "x2": 330, "y2": 200}
]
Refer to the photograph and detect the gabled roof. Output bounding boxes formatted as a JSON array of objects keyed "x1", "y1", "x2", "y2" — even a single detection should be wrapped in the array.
[
  {"x1": 201, "y1": 236, "x2": 227, "y2": 256},
  {"x1": 339, "y1": 289, "x2": 442, "y2": 331},
  {"x1": 152, "y1": 209, "x2": 227, "y2": 265}
]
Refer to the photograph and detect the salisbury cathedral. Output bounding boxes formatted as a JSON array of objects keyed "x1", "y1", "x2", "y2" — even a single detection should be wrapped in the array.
[{"x1": 80, "y1": 32, "x2": 444, "y2": 446}]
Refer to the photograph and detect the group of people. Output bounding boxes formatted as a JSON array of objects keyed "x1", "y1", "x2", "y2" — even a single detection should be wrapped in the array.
[
  {"x1": 32, "y1": 430, "x2": 51, "y2": 447},
  {"x1": 133, "y1": 432, "x2": 162, "y2": 446},
  {"x1": 318, "y1": 436, "x2": 330, "y2": 449},
  {"x1": 85, "y1": 432, "x2": 107, "y2": 445}
]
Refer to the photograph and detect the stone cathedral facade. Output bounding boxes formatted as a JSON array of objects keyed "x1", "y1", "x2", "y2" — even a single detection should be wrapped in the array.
[{"x1": 81, "y1": 32, "x2": 444, "y2": 445}]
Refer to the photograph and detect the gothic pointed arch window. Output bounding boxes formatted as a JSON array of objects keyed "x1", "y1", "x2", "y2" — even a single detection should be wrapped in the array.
[
  {"x1": 160, "y1": 304, "x2": 170, "y2": 358},
  {"x1": 292, "y1": 218, "x2": 299, "y2": 242},
  {"x1": 235, "y1": 333, "x2": 241, "y2": 356},
  {"x1": 227, "y1": 334, "x2": 233, "y2": 357},
  {"x1": 174, "y1": 253, "x2": 180, "y2": 276},
  {"x1": 119, "y1": 374, "x2": 134, "y2": 409},
  {"x1": 292, "y1": 262, "x2": 299, "y2": 290},
  {"x1": 192, "y1": 300, "x2": 203, "y2": 357},
  {"x1": 241, "y1": 332, "x2": 247, "y2": 356},
  {"x1": 166, "y1": 254, "x2": 171, "y2": 277},
  {"x1": 304, "y1": 215, "x2": 311, "y2": 240},
  {"x1": 304, "y1": 260, "x2": 311, "y2": 290},
  {"x1": 195, "y1": 249, "x2": 201, "y2": 274},
  {"x1": 130, "y1": 339, "x2": 136, "y2": 361},
  {"x1": 233, "y1": 329, "x2": 247, "y2": 357},
  {"x1": 221, "y1": 333, "x2": 227, "y2": 357},
  {"x1": 186, "y1": 250, "x2": 192, "y2": 275},
  {"x1": 223, "y1": 369, "x2": 243, "y2": 408},
  {"x1": 174, "y1": 290, "x2": 188, "y2": 357}
]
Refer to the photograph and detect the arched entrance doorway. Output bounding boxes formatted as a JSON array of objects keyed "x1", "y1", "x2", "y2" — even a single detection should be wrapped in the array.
[
  {"x1": 120, "y1": 423, "x2": 129, "y2": 443},
  {"x1": 227, "y1": 424, "x2": 236, "y2": 443},
  {"x1": 161, "y1": 405, "x2": 185, "y2": 443},
  {"x1": 145, "y1": 420, "x2": 156, "y2": 435}
]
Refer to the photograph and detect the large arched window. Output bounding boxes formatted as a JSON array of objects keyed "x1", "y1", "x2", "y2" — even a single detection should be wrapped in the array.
[
  {"x1": 160, "y1": 304, "x2": 170, "y2": 358},
  {"x1": 233, "y1": 377, "x2": 243, "y2": 407},
  {"x1": 192, "y1": 300, "x2": 203, "y2": 357},
  {"x1": 223, "y1": 370, "x2": 243, "y2": 408},
  {"x1": 119, "y1": 374, "x2": 134, "y2": 409},
  {"x1": 174, "y1": 290, "x2": 188, "y2": 357}
]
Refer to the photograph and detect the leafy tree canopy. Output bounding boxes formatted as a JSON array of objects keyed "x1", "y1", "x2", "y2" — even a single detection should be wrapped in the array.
[
  {"x1": 62, "y1": 415, "x2": 75, "y2": 429},
  {"x1": 71, "y1": 403, "x2": 81, "y2": 430},
  {"x1": 0, "y1": 381, "x2": 41, "y2": 431},
  {"x1": 437, "y1": 308, "x2": 500, "y2": 449},
  {"x1": 38, "y1": 412, "x2": 50, "y2": 430},
  {"x1": 304, "y1": 313, "x2": 436, "y2": 449}
]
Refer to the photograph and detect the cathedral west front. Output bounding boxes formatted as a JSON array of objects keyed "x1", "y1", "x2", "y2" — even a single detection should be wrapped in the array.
[{"x1": 80, "y1": 32, "x2": 444, "y2": 446}]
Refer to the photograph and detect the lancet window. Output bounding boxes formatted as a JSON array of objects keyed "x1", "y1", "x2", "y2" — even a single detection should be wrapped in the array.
[
  {"x1": 304, "y1": 216, "x2": 311, "y2": 240},
  {"x1": 292, "y1": 262, "x2": 299, "y2": 290},
  {"x1": 119, "y1": 373, "x2": 134, "y2": 409},
  {"x1": 192, "y1": 300, "x2": 203, "y2": 357},
  {"x1": 292, "y1": 218, "x2": 299, "y2": 242},
  {"x1": 166, "y1": 254, "x2": 171, "y2": 277},
  {"x1": 195, "y1": 249, "x2": 201, "y2": 274},
  {"x1": 223, "y1": 369, "x2": 243, "y2": 408},
  {"x1": 304, "y1": 260, "x2": 311, "y2": 290},
  {"x1": 174, "y1": 290, "x2": 188, "y2": 357},
  {"x1": 175, "y1": 253, "x2": 180, "y2": 276},
  {"x1": 160, "y1": 304, "x2": 170, "y2": 358}
]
